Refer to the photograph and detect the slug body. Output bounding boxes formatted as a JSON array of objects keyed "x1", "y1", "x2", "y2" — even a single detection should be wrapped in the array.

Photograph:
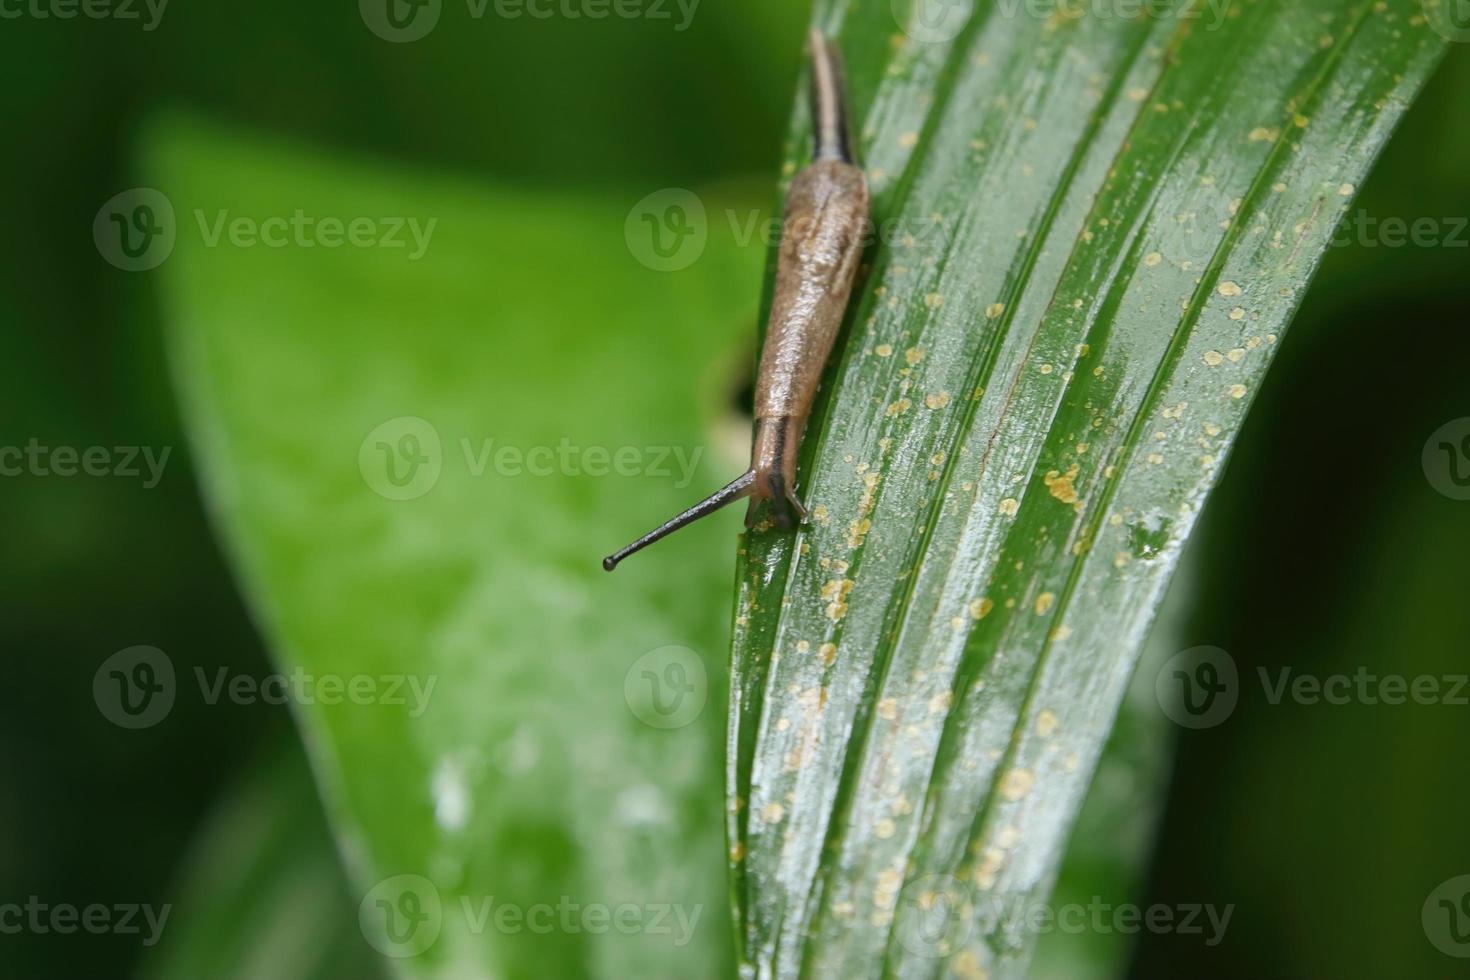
[{"x1": 604, "y1": 30, "x2": 868, "y2": 572}]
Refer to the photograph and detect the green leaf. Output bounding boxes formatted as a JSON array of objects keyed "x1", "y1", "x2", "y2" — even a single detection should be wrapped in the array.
[
  {"x1": 1026, "y1": 553, "x2": 1189, "y2": 980},
  {"x1": 150, "y1": 119, "x2": 764, "y2": 978},
  {"x1": 727, "y1": 2, "x2": 1446, "y2": 976}
]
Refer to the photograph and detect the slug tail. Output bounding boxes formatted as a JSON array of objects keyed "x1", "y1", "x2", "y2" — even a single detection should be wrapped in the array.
[{"x1": 808, "y1": 29, "x2": 855, "y2": 164}]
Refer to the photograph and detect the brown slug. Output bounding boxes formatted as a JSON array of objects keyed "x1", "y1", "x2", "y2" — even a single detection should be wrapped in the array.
[{"x1": 604, "y1": 29, "x2": 869, "y2": 572}]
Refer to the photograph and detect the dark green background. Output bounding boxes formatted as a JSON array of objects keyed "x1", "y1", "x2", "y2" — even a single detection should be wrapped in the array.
[{"x1": 1, "y1": 2, "x2": 1466, "y2": 977}]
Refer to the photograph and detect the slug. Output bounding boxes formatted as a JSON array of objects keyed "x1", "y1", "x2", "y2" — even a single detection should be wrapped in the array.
[{"x1": 604, "y1": 29, "x2": 869, "y2": 572}]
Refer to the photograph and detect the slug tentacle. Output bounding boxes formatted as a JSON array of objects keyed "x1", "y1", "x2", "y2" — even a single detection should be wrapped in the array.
[{"x1": 602, "y1": 470, "x2": 756, "y2": 572}]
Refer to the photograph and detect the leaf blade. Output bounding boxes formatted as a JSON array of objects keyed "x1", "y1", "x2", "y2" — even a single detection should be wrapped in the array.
[{"x1": 728, "y1": 2, "x2": 1446, "y2": 976}]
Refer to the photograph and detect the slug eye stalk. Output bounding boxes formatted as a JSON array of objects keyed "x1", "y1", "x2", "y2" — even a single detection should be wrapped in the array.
[{"x1": 602, "y1": 471, "x2": 755, "y2": 572}]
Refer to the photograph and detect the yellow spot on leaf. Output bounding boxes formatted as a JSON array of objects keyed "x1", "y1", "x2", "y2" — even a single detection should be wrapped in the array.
[
  {"x1": 821, "y1": 578, "x2": 854, "y2": 621},
  {"x1": 1036, "y1": 709, "x2": 1059, "y2": 737},
  {"x1": 999, "y1": 768, "x2": 1035, "y2": 802},
  {"x1": 1043, "y1": 465, "x2": 1080, "y2": 505}
]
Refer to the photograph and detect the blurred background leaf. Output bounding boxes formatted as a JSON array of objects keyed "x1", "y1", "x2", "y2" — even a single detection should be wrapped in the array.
[{"x1": 148, "y1": 116, "x2": 768, "y2": 978}]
